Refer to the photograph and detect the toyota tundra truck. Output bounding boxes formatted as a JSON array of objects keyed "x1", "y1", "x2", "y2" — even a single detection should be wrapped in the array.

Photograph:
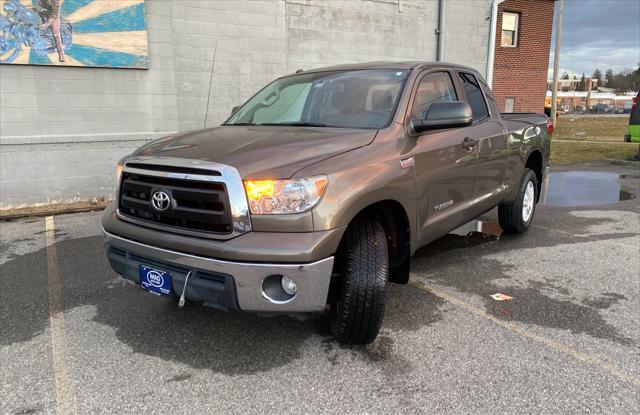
[{"x1": 103, "y1": 62, "x2": 551, "y2": 344}]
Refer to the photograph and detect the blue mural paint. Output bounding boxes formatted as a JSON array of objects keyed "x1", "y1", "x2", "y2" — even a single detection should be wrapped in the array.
[
  {"x1": 1, "y1": 0, "x2": 149, "y2": 68},
  {"x1": 29, "y1": 48, "x2": 51, "y2": 64},
  {"x1": 65, "y1": 43, "x2": 148, "y2": 68},
  {"x1": 73, "y1": 3, "x2": 146, "y2": 33},
  {"x1": 60, "y1": 0, "x2": 94, "y2": 16}
]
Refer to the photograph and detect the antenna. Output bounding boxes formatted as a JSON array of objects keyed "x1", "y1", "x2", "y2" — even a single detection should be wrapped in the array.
[{"x1": 204, "y1": 43, "x2": 217, "y2": 129}]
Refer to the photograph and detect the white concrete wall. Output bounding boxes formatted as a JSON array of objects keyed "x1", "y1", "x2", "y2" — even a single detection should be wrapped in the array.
[
  {"x1": 170, "y1": 0, "x2": 287, "y2": 131},
  {"x1": 0, "y1": 0, "x2": 178, "y2": 207},
  {"x1": 0, "y1": 0, "x2": 491, "y2": 209}
]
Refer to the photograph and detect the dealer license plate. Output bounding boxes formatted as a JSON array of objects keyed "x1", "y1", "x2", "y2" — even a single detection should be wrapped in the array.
[{"x1": 139, "y1": 265, "x2": 173, "y2": 297}]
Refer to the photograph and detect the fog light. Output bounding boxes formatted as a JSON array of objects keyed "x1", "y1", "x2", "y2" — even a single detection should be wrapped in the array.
[
  {"x1": 262, "y1": 274, "x2": 296, "y2": 303},
  {"x1": 281, "y1": 276, "x2": 297, "y2": 296}
]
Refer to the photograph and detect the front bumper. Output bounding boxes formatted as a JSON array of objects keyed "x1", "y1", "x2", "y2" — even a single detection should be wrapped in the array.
[
  {"x1": 102, "y1": 204, "x2": 346, "y2": 263},
  {"x1": 104, "y1": 230, "x2": 334, "y2": 312}
]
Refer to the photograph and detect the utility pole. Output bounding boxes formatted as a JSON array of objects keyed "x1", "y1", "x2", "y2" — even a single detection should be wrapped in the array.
[
  {"x1": 551, "y1": 0, "x2": 563, "y2": 126},
  {"x1": 586, "y1": 77, "x2": 592, "y2": 110}
]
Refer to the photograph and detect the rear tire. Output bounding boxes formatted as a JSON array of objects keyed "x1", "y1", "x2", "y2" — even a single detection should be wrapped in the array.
[
  {"x1": 498, "y1": 168, "x2": 538, "y2": 233},
  {"x1": 330, "y1": 218, "x2": 388, "y2": 345}
]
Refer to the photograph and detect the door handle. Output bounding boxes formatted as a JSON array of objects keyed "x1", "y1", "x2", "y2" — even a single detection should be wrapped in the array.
[{"x1": 461, "y1": 137, "x2": 477, "y2": 151}]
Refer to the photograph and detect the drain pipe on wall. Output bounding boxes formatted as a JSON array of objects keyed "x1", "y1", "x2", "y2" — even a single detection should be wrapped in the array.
[
  {"x1": 436, "y1": 0, "x2": 445, "y2": 61},
  {"x1": 486, "y1": 0, "x2": 505, "y2": 87}
]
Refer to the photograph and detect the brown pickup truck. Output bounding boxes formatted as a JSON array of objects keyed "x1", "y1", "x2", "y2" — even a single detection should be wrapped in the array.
[{"x1": 103, "y1": 62, "x2": 551, "y2": 344}]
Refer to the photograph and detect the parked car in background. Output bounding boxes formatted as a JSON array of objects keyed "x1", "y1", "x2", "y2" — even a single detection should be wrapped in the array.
[
  {"x1": 590, "y1": 103, "x2": 612, "y2": 114},
  {"x1": 102, "y1": 62, "x2": 551, "y2": 345}
]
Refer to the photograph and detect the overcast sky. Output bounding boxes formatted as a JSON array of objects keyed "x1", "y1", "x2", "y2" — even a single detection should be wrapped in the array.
[{"x1": 549, "y1": 0, "x2": 640, "y2": 79}]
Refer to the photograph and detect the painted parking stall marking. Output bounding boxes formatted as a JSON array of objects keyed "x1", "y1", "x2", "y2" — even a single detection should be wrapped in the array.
[
  {"x1": 46, "y1": 216, "x2": 77, "y2": 414},
  {"x1": 409, "y1": 280, "x2": 640, "y2": 387}
]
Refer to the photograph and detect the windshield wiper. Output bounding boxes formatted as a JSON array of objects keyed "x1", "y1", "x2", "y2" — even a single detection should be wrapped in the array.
[
  {"x1": 256, "y1": 122, "x2": 328, "y2": 127},
  {"x1": 224, "y1": 122, "x2": 256, "y2": 126}
]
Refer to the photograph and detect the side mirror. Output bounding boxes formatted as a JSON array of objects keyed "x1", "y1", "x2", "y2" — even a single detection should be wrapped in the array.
[
  {"x1": 231, "y1": 105, "x2": 240, "y2": 115},
  {"x1": 410, "y1": 101, "x2": 473, "y2": 135}
]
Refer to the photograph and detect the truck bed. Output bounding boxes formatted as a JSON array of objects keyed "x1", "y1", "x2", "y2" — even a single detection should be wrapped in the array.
[
  {"x1": 501, "y1": 112, "x2": 549, "y2": 135},
  {"x1": 501, "y1": 112, "x2": 548, "y2": 125}
]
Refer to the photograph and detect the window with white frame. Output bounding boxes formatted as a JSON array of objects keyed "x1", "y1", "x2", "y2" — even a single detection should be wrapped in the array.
[
  {"x1": 501, "y1": 12, "x2": 519, "y2": 47},
  {"x1": 504, "y1": 97, "x2": 515, "y2": 113}
]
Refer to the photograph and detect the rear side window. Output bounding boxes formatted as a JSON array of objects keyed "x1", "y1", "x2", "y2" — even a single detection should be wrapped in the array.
[
  {"x1": 411, "y1": 71, "x2": 457, "y2": 119},
  {"x1": 459, "y1": 72, "x2": 489, "y2": 122}
]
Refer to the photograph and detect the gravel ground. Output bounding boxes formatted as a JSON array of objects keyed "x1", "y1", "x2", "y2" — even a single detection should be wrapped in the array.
[{"x1": 1, "y1": 161, "x2": 639, "y2": 414}]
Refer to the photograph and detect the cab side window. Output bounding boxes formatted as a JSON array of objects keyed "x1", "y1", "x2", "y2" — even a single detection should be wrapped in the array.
[
  {"x1": 459, "y1": 72, "x2": 489, "y2": 122},
  {"x1": 411, "y1": 72, "x2": 457, "y2": 119}
]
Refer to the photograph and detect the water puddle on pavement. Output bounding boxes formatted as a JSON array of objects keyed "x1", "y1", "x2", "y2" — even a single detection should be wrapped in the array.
[{"x1": 542, "y1": 171, "x2": 637, "y2": 207}]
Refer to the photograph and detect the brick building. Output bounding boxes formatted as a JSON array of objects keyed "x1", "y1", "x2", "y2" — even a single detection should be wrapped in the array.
[{"x1": 492, "y1": 0, "x2": 555, "y2": 113}]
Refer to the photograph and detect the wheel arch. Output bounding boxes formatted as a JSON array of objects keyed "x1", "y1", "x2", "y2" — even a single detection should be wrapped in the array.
[
  {"x1": 335, "y1": 199, "x2": 411, "y2": 285},
  {"x1": 524, "y1": 149, "x2": 544, "y2": 201}
]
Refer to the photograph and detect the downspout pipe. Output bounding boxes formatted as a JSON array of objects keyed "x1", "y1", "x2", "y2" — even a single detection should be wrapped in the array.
[
  {"x1": 436, "y1": 0, "x2": 445, "y2": 61},
  {"x1": 486, "y1": 0, "x2": 506, "y2": 87}
]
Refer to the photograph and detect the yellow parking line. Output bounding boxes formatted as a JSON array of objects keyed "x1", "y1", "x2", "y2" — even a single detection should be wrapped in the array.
[
  {"x1": 46, "y1": 216, "x2": 76, "y2": 414},
  {"x1": 409, "y1": 280, "x2": 640, "y2": 387}
]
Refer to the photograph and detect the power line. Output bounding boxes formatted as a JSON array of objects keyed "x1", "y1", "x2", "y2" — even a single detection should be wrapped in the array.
[{"x1": 563, "y1": 54, "x2": 637, "y2": 66}]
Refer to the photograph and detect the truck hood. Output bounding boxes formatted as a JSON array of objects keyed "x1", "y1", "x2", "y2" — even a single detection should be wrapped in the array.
[{"x1": 133, "y1": 125, "x2": 377, "y2": 178}]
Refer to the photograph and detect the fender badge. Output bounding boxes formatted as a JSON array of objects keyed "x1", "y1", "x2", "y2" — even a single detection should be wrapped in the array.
[
  {"x1": 400, "y1": 157, "x2": 414, "y2": 169},
  {"x1": 433, "y1": 200, "x2": 454, "y2": 212}
]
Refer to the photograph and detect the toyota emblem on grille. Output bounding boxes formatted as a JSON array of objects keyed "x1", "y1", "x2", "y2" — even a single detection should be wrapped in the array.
[{"x1": 151, "y1": 191, "x2": 171, "y2": 212}]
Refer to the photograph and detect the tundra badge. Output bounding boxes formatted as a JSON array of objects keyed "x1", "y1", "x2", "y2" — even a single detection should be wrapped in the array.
[{"x1": 434, "y1": 200, "x2": 454, "y2": 212}]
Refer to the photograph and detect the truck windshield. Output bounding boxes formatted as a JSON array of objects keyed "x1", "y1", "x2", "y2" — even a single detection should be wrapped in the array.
[{"x1": 224, "y1": 69, "x2": 409, "y2": 129}]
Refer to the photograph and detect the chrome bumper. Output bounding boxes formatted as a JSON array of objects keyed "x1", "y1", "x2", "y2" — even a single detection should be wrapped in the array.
[{"x1": 103, "y1": 230, "x2": 334, "y2": 312}]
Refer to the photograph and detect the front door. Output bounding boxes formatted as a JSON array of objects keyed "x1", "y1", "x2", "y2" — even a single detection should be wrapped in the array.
[{"x1": 408, "y1": 70, "x2": 477, "y2": 246}]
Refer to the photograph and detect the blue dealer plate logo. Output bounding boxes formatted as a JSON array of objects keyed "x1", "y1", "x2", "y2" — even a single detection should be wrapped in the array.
[{"x1": 139, "y1": 265, "x2": 172, "y2": 296}]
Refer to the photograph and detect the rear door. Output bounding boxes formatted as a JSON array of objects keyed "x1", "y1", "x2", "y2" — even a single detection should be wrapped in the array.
[
  {"x1": 408, "y1": 69, "x2": 477, "y2": 246},
  {"x1": 456, "y1": 71, "x2": 508, "y2": 213}
]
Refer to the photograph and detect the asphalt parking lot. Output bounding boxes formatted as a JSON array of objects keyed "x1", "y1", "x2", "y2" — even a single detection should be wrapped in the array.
[{"x1": 1, "y1": 161, "x2": 639, "y2": 414}]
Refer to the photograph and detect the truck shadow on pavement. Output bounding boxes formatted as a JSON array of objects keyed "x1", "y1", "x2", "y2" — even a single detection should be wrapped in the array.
[
  {"x1": 1, "y1": 235, "x2": 445, "y2": 375},
  {"x1": 2, "y1": 207, "x2": 634, "y2": 378},
  {"x1": 410, "y1": 212, "x2": 637, "y2": 348}
]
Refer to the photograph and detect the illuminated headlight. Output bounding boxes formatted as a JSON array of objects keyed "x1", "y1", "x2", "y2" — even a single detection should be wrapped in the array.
[
  {"x1": 116, "y1": 162, "x2": 124, "y2": 184},
  {"x1": 115, "y1": 157, "x2": 127, "y2": 199},
  {"x1": 244, "y1": 176, "x2": 328, "y2": 215}
]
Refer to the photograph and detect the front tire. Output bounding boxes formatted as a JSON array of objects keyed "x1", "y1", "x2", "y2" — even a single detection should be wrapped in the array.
[
  {"x1": 330, "y1": 219, "x2": 388, "y2": 345},
  {"x1": 498, "y1": 168, "x2": 538, "y2": 233}
]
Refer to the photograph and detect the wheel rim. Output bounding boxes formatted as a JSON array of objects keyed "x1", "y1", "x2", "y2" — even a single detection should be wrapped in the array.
[{"x1": 522, "y1": 181, "x2": 535, "y2": 222}]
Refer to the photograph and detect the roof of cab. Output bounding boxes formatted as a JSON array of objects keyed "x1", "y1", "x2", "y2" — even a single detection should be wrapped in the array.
[{"x1": 290, "y1": 61, "x2": 481, "y2": 75}]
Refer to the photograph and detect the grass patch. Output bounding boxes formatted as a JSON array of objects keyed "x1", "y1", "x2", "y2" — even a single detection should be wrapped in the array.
[
  {"x1": 551, "y1": 141, "x2": 639, "y2": 164},
  {"x1": 554, "y1": 116, "x2": 629, "y2": 142}
]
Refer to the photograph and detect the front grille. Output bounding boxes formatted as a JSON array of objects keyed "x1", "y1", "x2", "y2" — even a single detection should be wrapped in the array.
[
  {"x1": 124, "y1": 163, "x2": 222, "y2": 176},
  {"x1": 118, "y1": 171, "x2": 233, "y2": 234}
]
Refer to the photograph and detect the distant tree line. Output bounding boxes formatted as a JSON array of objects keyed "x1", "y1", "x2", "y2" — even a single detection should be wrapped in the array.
[{"x1": 562, "y1": 65, "x2": 640, "y2": 93}]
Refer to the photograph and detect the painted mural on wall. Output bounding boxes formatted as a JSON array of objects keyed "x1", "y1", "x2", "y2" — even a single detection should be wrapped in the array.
[{"x1": 0, "y1": 0, "x2": 148, "y2": 68}]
